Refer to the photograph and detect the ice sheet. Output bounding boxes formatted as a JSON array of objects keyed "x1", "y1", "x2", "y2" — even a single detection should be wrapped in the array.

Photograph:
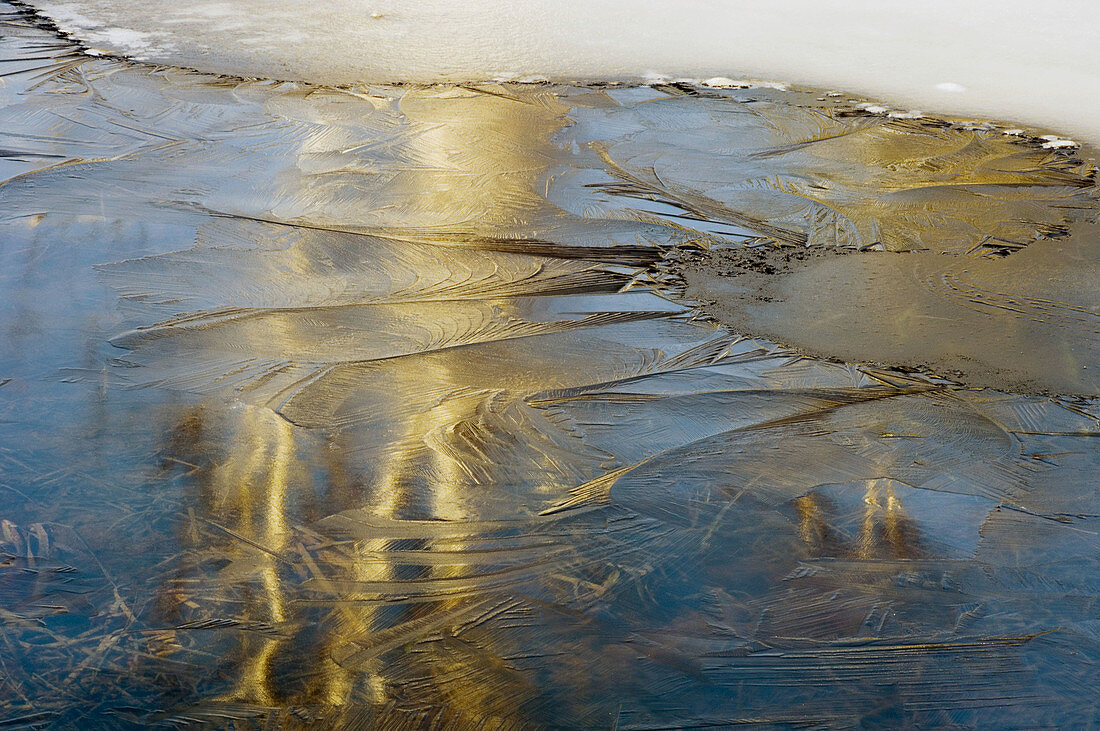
[
  {"x1": 2, "y1": 7, "x2": 1100, "y2": 726},
  {"x1": 20, "y1": 0, "x2": 1100, "y2": 144}
]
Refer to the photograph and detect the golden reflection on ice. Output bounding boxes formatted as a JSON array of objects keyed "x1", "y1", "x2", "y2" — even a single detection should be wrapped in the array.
[
  {"x1": 147, "y1": 95, "x2": 572, "y2": 714},
  {"x1": 395, "y1": 87, "x2": 567, "y2": 234},
  {"x1": 856, "y1": 479, "x2": 922, "y2": 560}
]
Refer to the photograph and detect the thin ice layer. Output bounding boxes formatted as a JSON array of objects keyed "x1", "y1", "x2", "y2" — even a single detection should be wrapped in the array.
[{"x1": 2, "y1": 11, "x2": 1100, "y2": 727}]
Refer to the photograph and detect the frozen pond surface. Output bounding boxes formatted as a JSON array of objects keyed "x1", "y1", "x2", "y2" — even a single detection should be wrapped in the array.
[{"x1": 2, "y1": 6, "x2": 1100, "y2": 727}]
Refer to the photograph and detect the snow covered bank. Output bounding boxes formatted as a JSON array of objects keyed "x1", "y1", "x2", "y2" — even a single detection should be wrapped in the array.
[{"x1": 22, "y1": 0, "x2": 1100, "y2": 143}]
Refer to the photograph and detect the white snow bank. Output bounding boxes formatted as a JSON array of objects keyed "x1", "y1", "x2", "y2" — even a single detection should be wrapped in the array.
[{"x1": 25, "y1": 0, "x2": 1100, "y2": 144}]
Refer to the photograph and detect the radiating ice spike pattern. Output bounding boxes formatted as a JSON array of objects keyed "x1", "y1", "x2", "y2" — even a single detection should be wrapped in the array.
[{"x1": 1, "y1": 6, "x2": 1099, "y2": 727}]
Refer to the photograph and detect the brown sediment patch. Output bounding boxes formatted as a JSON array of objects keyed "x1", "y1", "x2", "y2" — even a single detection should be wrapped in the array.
[{"x1": 673, "y1": 221, "x2": 1100, "y2": 396}]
